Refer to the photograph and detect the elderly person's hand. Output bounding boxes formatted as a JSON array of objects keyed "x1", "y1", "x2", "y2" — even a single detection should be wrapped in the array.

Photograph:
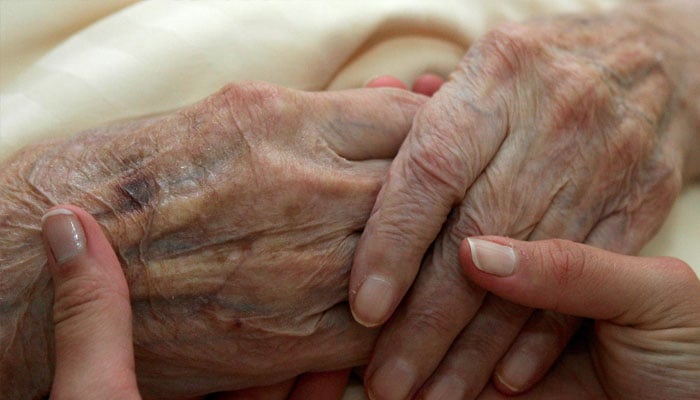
[
  {"x1": 0, "y1": 82, "x2": 425, "y2": 399},
  {"x1": 462, "y1": 237, "x2": 700, "y2": 399},
  {"x1": 41, "y1": 205, "x2": 352, "y2": 400},
  {"x1": 350, "y1": 1, "x2": 700, "y2": 398}
]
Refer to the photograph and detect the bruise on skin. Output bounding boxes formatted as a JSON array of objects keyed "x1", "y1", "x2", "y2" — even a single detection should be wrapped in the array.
[{"x1": 115, "y1": 171, "x2": 158, "y2": 213}]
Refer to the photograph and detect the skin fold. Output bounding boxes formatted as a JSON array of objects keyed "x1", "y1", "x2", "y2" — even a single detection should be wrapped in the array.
[
  {"x1": 0, "y1": 82, "x2": 426, "y2": 399},
  {"x1": 350, "y1": 1, "x2": 700, "y2": 398}
]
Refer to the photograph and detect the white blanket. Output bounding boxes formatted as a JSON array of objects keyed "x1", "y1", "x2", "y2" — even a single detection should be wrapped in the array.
[{"x1": 4, "y1": 0, "x2": 696, "y2": 270}]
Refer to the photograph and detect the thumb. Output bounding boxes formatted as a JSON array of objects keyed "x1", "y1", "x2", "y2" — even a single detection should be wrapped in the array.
[
  {"x1": 42, "y1": 206, "x2": 140, "y2": 399},
  {"x1": 459, "y1": 236, "x2": 700, "y2": 327}
]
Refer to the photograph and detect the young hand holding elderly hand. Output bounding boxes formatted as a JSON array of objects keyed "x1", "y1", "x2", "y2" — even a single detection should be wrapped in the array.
[
  {"x1": 42, "y1": 208, "x2": 700, "y2": 400},
  {"x1": 7, "y1": 2, "x2": 700, "y2": 398},
  {"x1": 353, "y1": 1, "x2": 700, "y2": 398},
  {"x1": 41, "y1": 205, "x2": 353, "y2": 400},
  {"x1": 0, "y1": 83, "x2": 427, "y2": 398}
]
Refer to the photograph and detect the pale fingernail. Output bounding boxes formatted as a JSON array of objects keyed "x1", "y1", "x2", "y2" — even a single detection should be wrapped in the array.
[
  {"x1": 495, "y1": 350, "x2": 535, "y2": 393},
  {"x1": 42, "y1": 209, "x2": 86, "y2": 265},
  {"x1": 353, "y1": 275, "x2": 396, "y2": 327},
  {"x1": 467, "y1": 238, "x2": 516, "y2": 277},
  {"x1": 423, "y1": 376, "x2": 464, "y2": 400},
  {"x1": 369, "y1": 359, "x2": 416, "y2": 400}
]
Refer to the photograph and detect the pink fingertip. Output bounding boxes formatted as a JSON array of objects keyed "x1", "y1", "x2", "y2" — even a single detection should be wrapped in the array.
[
  {"x1": 364, "y1": 75, "x2": 408, "y2": 90},
  {"x1": 412, "y1": 73, "x2": 445, "y2": 96}
]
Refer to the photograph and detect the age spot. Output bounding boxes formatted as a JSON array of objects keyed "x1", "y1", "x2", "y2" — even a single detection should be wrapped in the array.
[{"x1": 116, "y1": 172, "x2": 158, "y2": 213}]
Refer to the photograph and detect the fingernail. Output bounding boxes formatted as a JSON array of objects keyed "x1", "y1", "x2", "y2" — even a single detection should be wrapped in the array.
[
  {"x1": 467, "y1": 238, "x2": 516, "y2": 276},
  {"x1": 369, "y1": 359, "x2": 416, "y2": 400},
  {"x1": 495, "y1": 350, "x2": 535, "y2": 393},
  {"x1": 42, "y1": 208, "x2": 86, "y2": 265},
  {"x1": 353, "y1": 275, "x2": 396, "y2": 327}
]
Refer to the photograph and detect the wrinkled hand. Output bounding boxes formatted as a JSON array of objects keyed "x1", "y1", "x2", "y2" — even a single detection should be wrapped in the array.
[
  {"x1": 42, "y1": 205, "x2": 351, "y2": 400},
  {"x1": 0, "y1": 82, "x2": 426, "y2": 399},
  {"x1": 462, "y1": 237, "x2": 700, "y2": 399},
  {"x1": 351, "y1": 3, "x2": 700, "y2": 399}
]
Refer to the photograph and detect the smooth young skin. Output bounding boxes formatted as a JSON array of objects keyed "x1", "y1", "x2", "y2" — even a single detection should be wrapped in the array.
[
  {"x1": 0, "y1": 82, "x2": 427, "y2": 399},
  {"x1": 43, "y1": 206, "x2": 140, "y2": 400},
  {"x1": 352, "y1": 1, "x2": 700, "y2": 398},
  {"x1": 461, "y1": 237, "x2": 700, "y2": 400}
]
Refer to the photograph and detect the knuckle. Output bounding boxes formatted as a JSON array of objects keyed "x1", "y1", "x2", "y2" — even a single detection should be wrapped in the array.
[
  {"x1": 456, "y1": 300, "x2": 531, "y2": 359},
  {"x1": 218, "y1": 81, "x2": 287, "y2": 107},
  {"x1": 647, "y1": 257, "x2": 700, "y2": 314},
  {"x1": 385, "y1": 90, "x2": 428, "y2": 118},
  {"x1": 210, "y1": 81, "x2": 293, "y2": 131},
  {"x1": 372, "y1": 217, "x2": 424, "y2": 249},
  {"x1": 545, "y1": 64, "x2": 612, "y2": 136},
  {"x1": 462, "y1": 331, "x2": 507, "y2": 361},
  {"x1": 373, "y1": 164, "x2": 460, "y2": 253},
  {"x1": 53, "y1": 275, "x2": 121, "y2": 326},
  {"x1": 407, "y1": 304, "x2": 462, "y2": 339},
  {"x1": 637, "y1": 151, "x2": 683, "y2": 203},
  {"x1": 450, "y1": 201, "x2": 502, "y2": 239},
  {"x1": 476, "y1": 23, "x2": 540, "y2": 77},
  {"x1": 401, "y1": 130, "x2": 467, "y2": 200},
  {"x1": 654, "y1": 256, "x2": 697, "y2": 282},
  {"x1": 657, "y1": 257, "x2": 692, "y2": 273},
  {"x1": 539, "y1": 239, "x2": 586, "y2": 287}
]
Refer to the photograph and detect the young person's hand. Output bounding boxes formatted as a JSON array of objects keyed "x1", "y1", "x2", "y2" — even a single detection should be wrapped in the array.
[
  {"x1": 461, "y1": 236, "x2": 700, "y2": 399},
  {"x1": 42, "y1": 206, "x2": 140, "y2": 399}
]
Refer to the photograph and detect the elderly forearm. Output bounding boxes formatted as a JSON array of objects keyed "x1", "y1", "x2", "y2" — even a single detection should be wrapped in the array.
[{"x1": 0, "y1": 82, "x2": 424, "y2": 398}]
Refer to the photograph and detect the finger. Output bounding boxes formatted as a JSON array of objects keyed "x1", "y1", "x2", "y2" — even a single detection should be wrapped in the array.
[
  {"x1": 412, "y1": 73, "x2": 445, "y2": 97},
  {"x1": 490, "y1": 201, "x2": 594, "y2": 395},
  {"x1": 364, "y1": 212, "x2": 527, "y2": 400},
  {"x1": 363, "y1": 251, "x2": 485, "y2": 400},
  {"x1": 41, "y1": 206, "x2": 139, "y2": 399},
  {"x1": 349, "y1": 78, "x2": 509, "y2": 327},
  {"x1": 414, "y1": 296, "x2": 531, "y2": 400},
  {"x1": 288, "y1": 370, "x2": 351, "y2": 400},
  {"x1": 460, "y1": 236, "x2": 700, "y2": 326},
  {"x1": 475, "y1": 331, "x2": 606, "y2": 400},
  {"x1": 490, "y1": 206, "x2": 633, "y2": 394},
  {"x1": 313, "y1": 88, "x2": 426, "y2": 160},
  {"x1": 492, "y1": 311, "x2": 581, "y2": 395},
  {"x1": 365, "y1": 75, "x2": 409, "y2": 90}
]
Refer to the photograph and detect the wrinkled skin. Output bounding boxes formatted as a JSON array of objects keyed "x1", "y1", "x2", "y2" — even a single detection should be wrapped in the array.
[
  {"x1": 350, "y1": 2, "x2": 700, "y2": 398},
  {"x1": 0, "y1": 82, "x2": 425, "y2": 399}
]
